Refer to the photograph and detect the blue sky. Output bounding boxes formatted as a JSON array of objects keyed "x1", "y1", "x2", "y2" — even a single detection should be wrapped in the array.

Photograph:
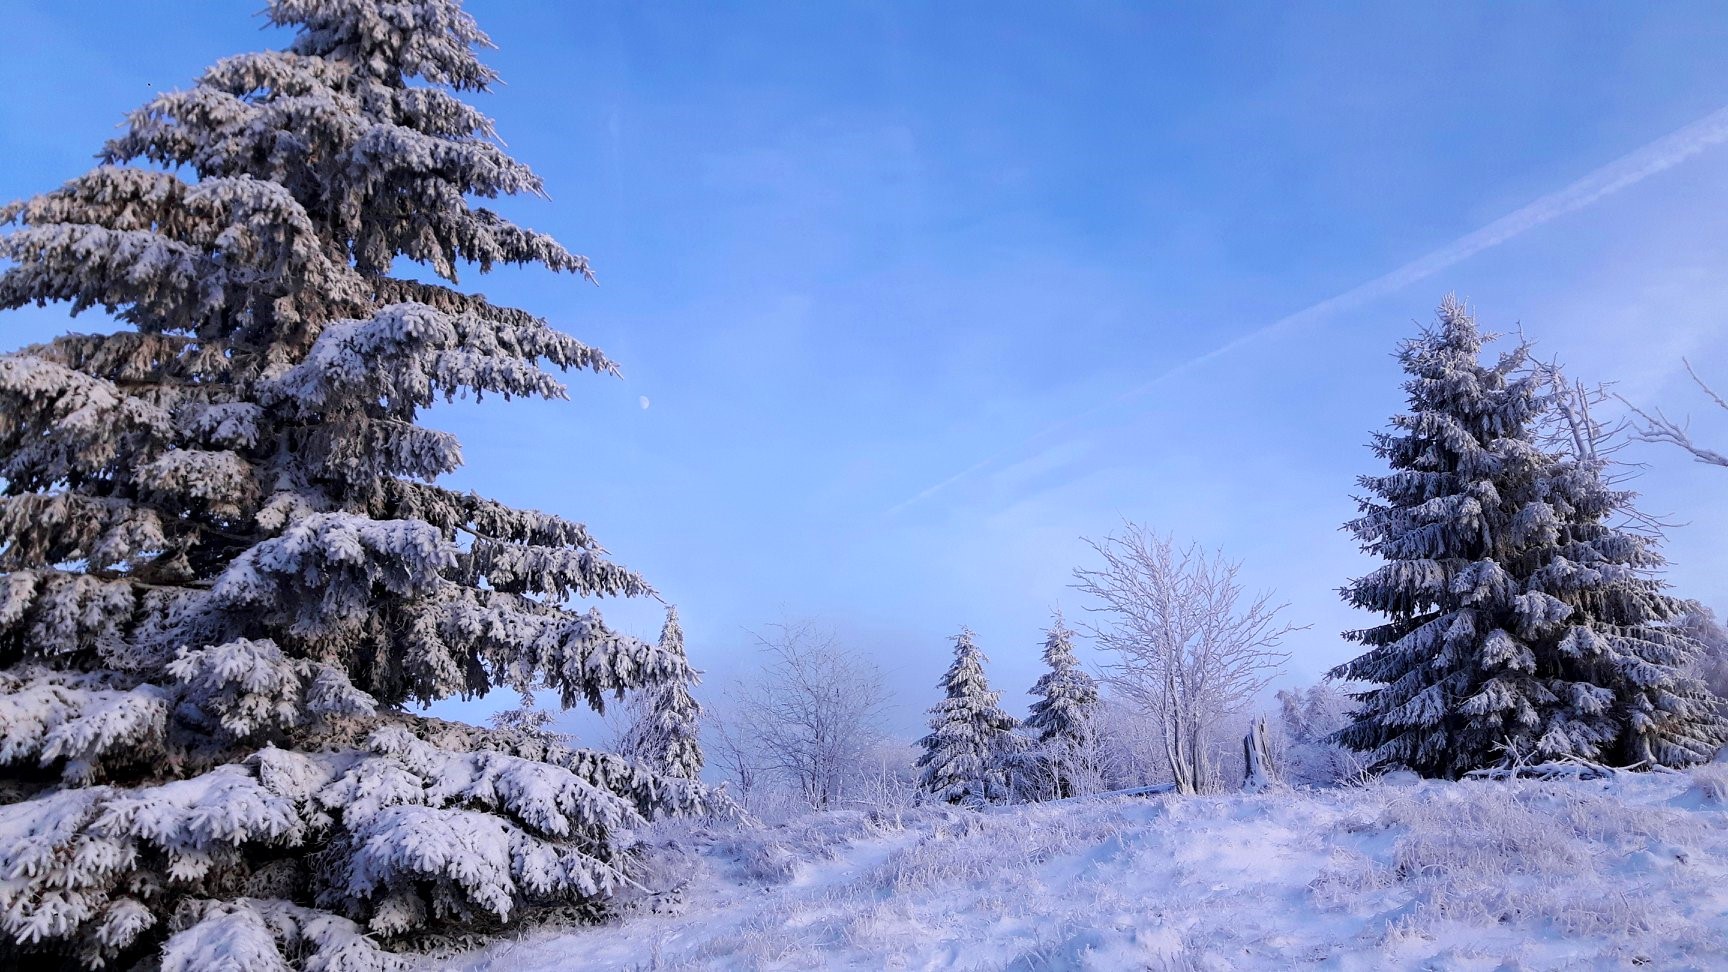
[{"x1": 4, "y1": 1, "x2": 1728, "y2": 738}]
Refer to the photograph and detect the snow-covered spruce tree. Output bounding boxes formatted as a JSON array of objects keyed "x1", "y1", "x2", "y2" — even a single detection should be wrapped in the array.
[
  {"x1": 0, "y1": 2, "x2": 706, "y2": 968},
  {"x1": 488, "y1": 693, "x2": 574, "y2": 748},
  {"x1": 917, "y1": 628, "x2": 1017, "y2": 806},
  {"x1": 1022, "y1": 613, "x2": 1100, "y2": 798},
  {"x1": 1329, "y1": 298, "x2": 1726, "y2": 777},
  {"x1": 616, "y1": 608, "x2": 703, "y2": 781}
]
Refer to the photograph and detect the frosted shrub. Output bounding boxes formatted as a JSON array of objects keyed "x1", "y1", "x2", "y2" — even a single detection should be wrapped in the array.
[
  {"x1": 863, "y1": 802, "x2": 1126, "y2": 898},
  {"x1": 1306, "y1": 847, "x2": 1396, "y2": 910},
  {"x1": 1687, "y1": 763, "x2": 1728, "y2": 805},
  {"x1": 1326, "y1": 779, "x2": 1709, "y2": 944},
  {"x1": 846, "y1": 741, "x2": 921, "y2": 823},
  {"x1": 1274, "y1": 683, "x2": 1366, "y2": 787},
  {"x1": 700, "y1": 808, "x2": 921, "y2": 885},
  {"x1": 1091, "y1": 698, "x2": 1178, "y2": 790}
]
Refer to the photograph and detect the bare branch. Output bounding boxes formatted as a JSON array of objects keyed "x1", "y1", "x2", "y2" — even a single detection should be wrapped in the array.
[
  {"x1": 1525, "y1": 355, "x2": 1675, "y2": 538},
  {"x1": 1686, "y1": 358, "x2": 1728, "y2": 413},
  {"x1": 1621, "y1": 361, "x2": 1728, "y2": 470}
]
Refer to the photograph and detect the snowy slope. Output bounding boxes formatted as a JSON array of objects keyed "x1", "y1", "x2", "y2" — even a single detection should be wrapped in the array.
[{"x1": 441, "y1": 769, "x2": 1728, "y2": 971}]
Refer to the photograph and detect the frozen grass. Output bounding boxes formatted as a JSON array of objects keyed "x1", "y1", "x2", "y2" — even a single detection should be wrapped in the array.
[{"x1": 442, "y1": 771, "x2": 1728, "y2": 971}]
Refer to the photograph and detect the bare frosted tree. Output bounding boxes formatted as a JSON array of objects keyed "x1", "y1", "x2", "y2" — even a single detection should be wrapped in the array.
[
  {"x1": 1623, "y1": 359, "x2": 1728, "y2": 469},
  {"x1": 1091, "y1": 698, "x2": 1169, "y2": 789},
  {"x1": 1524, "y1": 355, "x2": 1675, "y2": 538},
  {"x1": 705, "y1": 705, "x2": 769, "y2": 808},
  {"x1": 1072, "y1": 524, "x2": 1300, "y2": 794},
  {"x1": 722, "y1": 619, "x2": 891, "y2": 809},
  {"x1": 1528, "y1": 357, "x2": 1630, "y2": 469}
]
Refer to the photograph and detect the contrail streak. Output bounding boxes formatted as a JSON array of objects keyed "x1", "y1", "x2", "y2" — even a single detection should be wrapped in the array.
[{"x1": 886, "y1": 104, "x2": 1728, "y2": 517}]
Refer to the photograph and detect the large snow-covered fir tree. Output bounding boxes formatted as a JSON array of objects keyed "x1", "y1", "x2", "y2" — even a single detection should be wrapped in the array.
[
  {"x1": 917, "y1": 628, "x2": 1017, "y2": 805},
  {"x1": 615, "y1": 608, "x2": 703, "y2": 781},
  {"x1": 1330, "y1": 298, "x2": 1726, "y2": 777},
  {"x1": 1022, "y1": 613, "x2": 1100, "y2": 798},
  {"x1": 0, "y1": 2, "x2": 706, "y2": 968}
]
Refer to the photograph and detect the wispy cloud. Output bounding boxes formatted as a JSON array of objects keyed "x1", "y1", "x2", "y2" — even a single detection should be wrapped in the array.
[{"x1": 886, "y1": 104, "x2": 1728, "y2": 517}]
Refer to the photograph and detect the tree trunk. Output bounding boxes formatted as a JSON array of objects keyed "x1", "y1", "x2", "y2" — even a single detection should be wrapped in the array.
[{"x1": 1242, "y1": 716, "x2": 1275, "y2": 792}]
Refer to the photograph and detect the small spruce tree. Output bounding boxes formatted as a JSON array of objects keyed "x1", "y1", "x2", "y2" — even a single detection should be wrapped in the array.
[
  {"x1": 1023, "y1": 612, "x2": 1100, "y2": 797},
  {"x1": 917, "y1": 628, "x2": 1017, "y2": 805},
  {"x1": 1330, "y1": 298, "x2": 1726, "y2": 777},
  {"x1": 617, "y1": 608, "x2": 704, "y2": 781},
  {"x1": 488, "y1": 693, "x2": 574, "y2": 747},
  {"x1": 0, "y1": 2, "x2": 705, "y2": 968}
]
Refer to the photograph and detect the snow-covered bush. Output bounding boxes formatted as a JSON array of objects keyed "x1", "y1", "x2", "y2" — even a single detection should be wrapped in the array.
[
  {"x1": 1679, "y1": 604, "x2": 1728, "y2": 699},
  {"x1": 712, "y1": 809, "x2": 911, "y2": 885},
  {"x1": 846, "y1": 739, "x2": 922, "y2": 821},
  {"x1": 1331, "y1": 298, "x2": 1727, "y2": 776},
  {"x1": 1090, "y1": 698, "x2": 1178, "y2": 790},
  {"x1": 0, "y1": 2, "x2": 705, "y2": 967},
  {"x1": 1273, "y1": 683, "x2": 1365, "y2": 786},
  {"x1": 1687, "y1": 762, "x2": 1728, "y2": 805},
  {"x1": 1333, "y1": 776, "x2": 1712, "y2": 943}
]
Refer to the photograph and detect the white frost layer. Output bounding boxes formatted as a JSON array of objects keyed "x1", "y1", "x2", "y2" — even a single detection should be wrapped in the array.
[{"x1": 443, "y1": 768, "x2": 1728, "y2": 971}]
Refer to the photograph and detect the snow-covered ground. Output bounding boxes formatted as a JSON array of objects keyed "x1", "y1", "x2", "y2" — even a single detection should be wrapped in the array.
[{"x1": 443, "y1": 768, "x2": 1728, "y2": 971}]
